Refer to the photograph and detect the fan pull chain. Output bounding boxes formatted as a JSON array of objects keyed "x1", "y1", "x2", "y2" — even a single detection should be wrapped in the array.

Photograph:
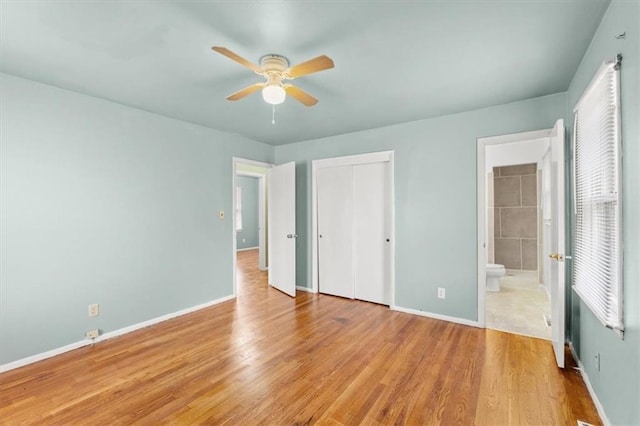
[{"x1": 272, "y1": 105, "x2": 276, "y2": 124}]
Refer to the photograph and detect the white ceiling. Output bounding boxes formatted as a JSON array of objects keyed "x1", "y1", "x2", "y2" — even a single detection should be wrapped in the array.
[{"x1": 0, "y1": 1, "x2": 609, "y2": 145}]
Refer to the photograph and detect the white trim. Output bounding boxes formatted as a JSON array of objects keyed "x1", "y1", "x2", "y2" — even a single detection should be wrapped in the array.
[
  {"x1": 477, "y1": 140, "x2": 487, "y2": 327},
  {"x1": 312, "y1": 150, "x2": 393, "y2": 169},
  {"x1": 0, "y1": 340, "x2": 90, "y2": 374},
  {"x1": 480, "y1": 128, "x2": 551, "y2": 146},
  {"x1": 0, "y1": 295, "x2": 235, "y2": 373},
  {"x1": 311, "y1": 151, "x2": 395, "y2": 303},
  {"x1": 391, "y1": 305, "x2": 481, "y2": 328},
  {"x1": 568, "y1": 343, "x2": 611, "y2": 426},
  {"x1": 237, "y1": 246, "x2": 259, "y2": 252},
  {"x1": 389, "y1": 153, "x2": 396, "y2": 308},
  {"x1": 236, "y1": 170, "x2": 265, "y2": 179},
  {"x1": 234, "y1": 158, "x2": 274, "y2": 169},
  {"x1": 311, "y1": 165, "x2": 318, "y2": 292},
  {"x1": 296, "y1": 285, "x2": 315, "y2": 293}
]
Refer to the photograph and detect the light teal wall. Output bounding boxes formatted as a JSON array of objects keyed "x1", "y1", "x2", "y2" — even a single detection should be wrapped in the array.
[
  {"x1": 236, "y1": 176, "x2": 259, "y2": 250},
  {"x1": 567, "y1": 2, "x2": 639, "y2": 424},
  {"x1": 0, "y1": 73, "x2": 273, "y2": 365},
  {"x1": 275, "y1": 93, "x2": 567, "y2": 320}
]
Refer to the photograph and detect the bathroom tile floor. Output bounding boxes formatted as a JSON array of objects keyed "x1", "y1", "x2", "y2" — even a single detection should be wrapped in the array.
[{"x1": 486, "y1": 269, "x2": 551, "y2": 340}]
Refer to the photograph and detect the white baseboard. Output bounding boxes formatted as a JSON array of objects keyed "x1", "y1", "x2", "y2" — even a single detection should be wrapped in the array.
[
  {"x1": 0, "y1": 340, "x2": 91, "y2": 374},
  {"x1": 236, "y1": 246, "x2": 259, "y2": 252},
  {"x1": 568, "y1": 342, "x2": 610, "y2": 426},
  {"x1": 390, "y1": 305, "x2": 481, "y2": 328},
  {"x1": 0, "y1": 294, "x2": 235, "y2": 373},
  {"x1": 296, "y1": 285, "x2": 314, "y2": 293}
]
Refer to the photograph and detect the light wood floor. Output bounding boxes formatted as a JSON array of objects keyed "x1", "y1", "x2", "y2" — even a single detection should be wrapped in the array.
[{"x1": 0, "y1": 249, "x2": 600, "y2": 425}]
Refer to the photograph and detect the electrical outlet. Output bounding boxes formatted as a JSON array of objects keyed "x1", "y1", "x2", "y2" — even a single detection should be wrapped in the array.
[
  {"x1": 437, "y1": 288, "x2": 446, "y2": 299},
  {"x1": 88, "y1": 303, "x2": 99, "y2": 317},
  {"x1": 242, "y1": 238, "x2": 246, "y2": 243},
  {"x1": 218, "y1": 210, "x2": 225, "y2": 219},
  {"x1": 86, "y1": 329, "x2": 100, "y2": 339}
]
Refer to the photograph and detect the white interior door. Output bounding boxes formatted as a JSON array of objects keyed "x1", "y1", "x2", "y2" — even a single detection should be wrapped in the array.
[
  {"x1": 317, "y1": 165, "x2": 354, "y2": 299},
  {"x1": 353, "y1": 162, "x2": 390, "y2": 305},
  {"x1": 268, "y1": 162, "x2": 296, "y2": 297},
  {"x1": 549, "y1": 119, "x2": 566, "y2": 368}
]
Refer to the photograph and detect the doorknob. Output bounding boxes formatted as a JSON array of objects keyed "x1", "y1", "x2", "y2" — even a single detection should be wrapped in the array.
[
  {"x1": 549, "y1": 253, "x2": 564, "y2": 262},
  {"x1": 287, "y1": 234, "x2": 298, "y2": 239}
]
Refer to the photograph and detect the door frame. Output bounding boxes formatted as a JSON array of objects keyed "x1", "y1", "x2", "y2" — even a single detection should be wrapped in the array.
[
  {"x1": 311, "y1": 150, "x2": 395, "y2": 303},
  {"x1": 476, "y1": 128, "x2": 552, "y2": 328},
  {"x1": 232, "y1": 157, "x2": 273, "y2": 297}
]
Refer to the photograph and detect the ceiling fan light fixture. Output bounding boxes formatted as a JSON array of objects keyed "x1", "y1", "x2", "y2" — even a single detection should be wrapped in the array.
[
  {"x1": 212, "y1": 47, "x2": 332, "y2": 107},
  {"x1": 262, "y1": 84, "x2": 286, "y2": 105}
]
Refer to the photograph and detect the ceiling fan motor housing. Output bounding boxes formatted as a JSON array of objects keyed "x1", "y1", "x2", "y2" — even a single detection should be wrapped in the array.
[{"x1": 260, "y1": 55, "x2": 289, "y2": 84}]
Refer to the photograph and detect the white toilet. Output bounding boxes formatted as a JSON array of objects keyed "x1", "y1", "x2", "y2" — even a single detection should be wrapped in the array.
[{"x1": 486, "y1": 263, "x2": 506, "y2": 292}]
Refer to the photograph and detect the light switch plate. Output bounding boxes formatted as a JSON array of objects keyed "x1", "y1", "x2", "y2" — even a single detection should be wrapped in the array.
[{"x1": 88, "y1": 303, "x2": 99, "y2": 317}]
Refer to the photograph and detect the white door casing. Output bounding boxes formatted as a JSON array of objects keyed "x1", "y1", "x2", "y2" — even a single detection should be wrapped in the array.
[
  {"x1": 268, "y1": 161, "x2": 296, "y2": 297},
  {"x1": 549, "y1": 119, "x2": 566, "y2": 368}
]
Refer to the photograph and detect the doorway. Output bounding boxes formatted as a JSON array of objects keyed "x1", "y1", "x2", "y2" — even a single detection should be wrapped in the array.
[
  {"x1": 232, "y1": 158, "x2": 272, "y2": 296},
  {"x1": 477, "y1": 120, "x2": 567, "y2": 367},
  {"x1": 488, "y1": 161, "x2": 549, "y2": 339}
]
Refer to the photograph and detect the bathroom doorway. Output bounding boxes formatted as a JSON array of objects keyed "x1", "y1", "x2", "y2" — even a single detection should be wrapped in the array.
[
  {"x1": 477, "y1": 127, "x2": 557, "y2": 340},
  {"x1": 487, "y1": 163, "x2": 550, "y2": 339}
]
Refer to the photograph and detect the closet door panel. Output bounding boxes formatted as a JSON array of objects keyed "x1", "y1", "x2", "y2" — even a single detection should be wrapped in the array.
[
  {"x1": 353, "y1": 162, "x2": 390, "y2": 305},
  {"x1": 317, "y1": 166, "x2": 354, "y2": 299}
]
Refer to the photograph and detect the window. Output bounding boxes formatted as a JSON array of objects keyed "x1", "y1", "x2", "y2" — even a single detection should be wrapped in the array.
[
  {"x1": 572, "y1": 56, "x2": 624, "y2": 333},
  {"x1": 235, "y1": 186, "x2": 243, "y2": 232}
]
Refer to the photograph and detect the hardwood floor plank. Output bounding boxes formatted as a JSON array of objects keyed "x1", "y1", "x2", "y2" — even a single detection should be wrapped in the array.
[{"x1": 0, "y1": 249, "x2": 602, "y2": 425}]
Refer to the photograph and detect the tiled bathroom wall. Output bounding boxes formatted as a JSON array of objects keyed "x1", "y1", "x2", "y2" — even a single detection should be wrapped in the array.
[{"x1": 493, "y1": 164, "x2": 538, "y2": 270}]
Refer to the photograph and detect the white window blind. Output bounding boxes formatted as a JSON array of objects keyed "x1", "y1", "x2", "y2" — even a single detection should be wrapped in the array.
[
  {"x1": 572, "y1": 56, "x2": 623, "y2": 333},
  {"x1": 235, "y1": 186, "x2": 243, "y2": 232}
]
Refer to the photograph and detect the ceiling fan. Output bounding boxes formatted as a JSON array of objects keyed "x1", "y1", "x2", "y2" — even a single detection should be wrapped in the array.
[{"x1": 212, "y1": 46, "x2": 334, "y2": 107}]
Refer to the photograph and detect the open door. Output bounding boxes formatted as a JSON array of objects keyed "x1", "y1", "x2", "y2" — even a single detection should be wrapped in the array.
[
  {"x1": 268, "y1": 162, "x2": 296, "y2": 297},
  {"x1": 548, "y1": 119, "x2": 566, "y2": 368}
]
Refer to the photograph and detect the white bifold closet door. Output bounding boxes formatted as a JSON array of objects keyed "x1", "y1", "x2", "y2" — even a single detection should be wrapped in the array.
[{"x1": 317, "y1": 161, "x2": 390, "y2": 305}]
